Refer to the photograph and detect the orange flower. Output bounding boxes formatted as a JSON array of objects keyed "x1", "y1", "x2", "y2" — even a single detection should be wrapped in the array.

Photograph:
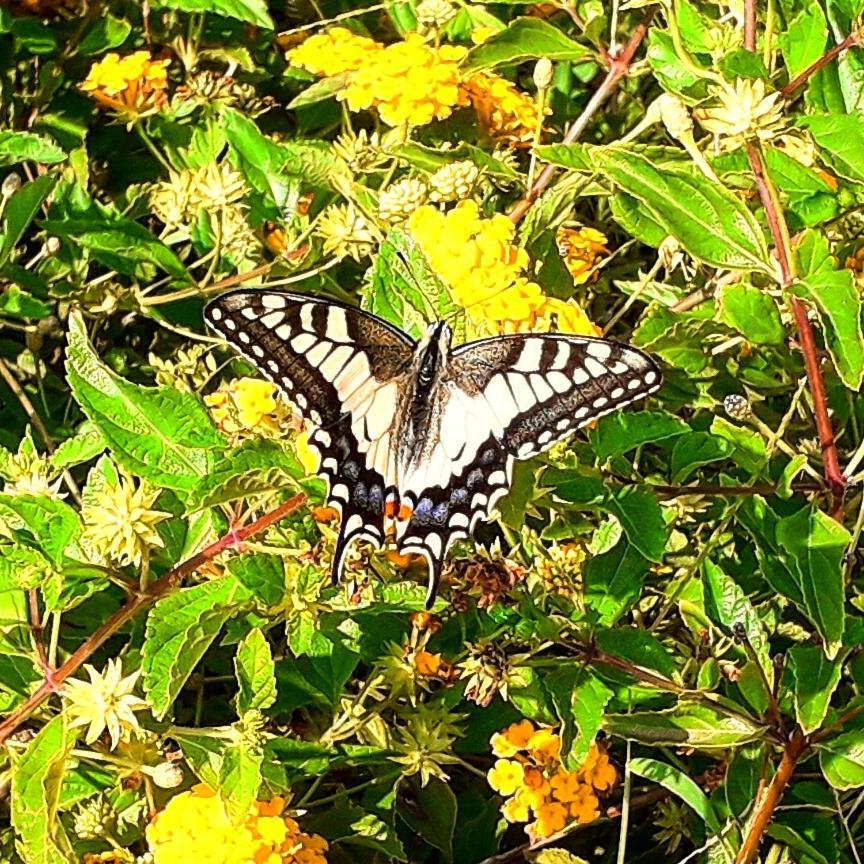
[
  {"x1": 557, "y1": 225, "x2": 610, "y2": 286},
  {"x1": 533, "y1": 802, "x2": 568, "y2": 837},
  {"x1": 460, "y1": 72, "x2": 547, "y2": 147},
  {"x1": 81, "y1": 51, "x2": 169, "y2": 117}
]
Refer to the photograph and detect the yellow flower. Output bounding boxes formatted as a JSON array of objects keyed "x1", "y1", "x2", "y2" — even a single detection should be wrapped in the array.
[
  {"x1": 533, "y1": 802, "x2": 568, "y2": 838},
  {"x1": 549, "y1": 769, "x2": 583, "y2": 803},
  {"x1": 491, "y1": 718, "x2": 536, "y2": 756},
  {"x1": 487, "y1": 758, "x2": 525, "y2": 795},
  {"x1": 502, "y1": 794, "x2": 531, "y2": 823},
  {"x1": 287, "y1": 27, "x2": 382, "y2": 77},
  {"x1": 533, "y1": 298, "x2": 601, "y2": 337},
  {"x1": 315, "y1": 203, "x2": 377, "y2": 261},
  {"x1": 146, "y1": 785, "x2": 328, "y2": 864},
  {"x1": 694, "y1": 78, "x2": 785, "y2": 151},
  {"x1": 460, "y1": 72, "x2": 546, "y2": 147},
  {"x1": 341, "y1": 34, "x2": 468, "y2": 127},
  {"x1": 63, "y1": 658, "x2": 148, "y2": 749},
  {"x1": 557, "y1": 225, "x2": 609, "y2": 286},
  {"x1": 81, "y1": 51, "x2": 169, "y2": 117},
  {"x1": 80, "y1": 468, "x2": 169, "y2": 567},
  {"x1": 527, "y1": 727, "x2": 561, "y2": 764},
  {"x1": 205, "y1": 377, "x2": 295, "y2": 443},
  {"x1": 471, "y1": 26, "x2": 500, "y2": 45}
]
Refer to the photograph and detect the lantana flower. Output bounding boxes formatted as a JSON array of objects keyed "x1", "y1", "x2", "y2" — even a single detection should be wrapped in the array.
[{"x1": 81, "y1": 51, "x2": 170, "y2": 117}]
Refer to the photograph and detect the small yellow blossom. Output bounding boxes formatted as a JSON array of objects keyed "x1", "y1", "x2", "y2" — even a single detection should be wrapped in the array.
[
  {"x1": 460, "y1": 72, "x2": 546, "y2": 147},
  {"x1": 315, "y1": 203, "x2": 377, "y2": 261},
  {"x1": 488, "y1": 758, "x2": 525, "y2": 795},
  {"x1": 80, "y1": 469, "x2": 169, "y2": 567},
  {"x1": 557, "y1": 225, "x2": 609, "y2": 286},
  {"x1": 534, "y1": 802, "x2": 568, "y2": 838},
  {"x1": 694, "y1": 78, "x2": 785, "y2": 151},
  {"x1": 81, "y1": 51, "x2": 169, "y2": 117},
  {"x1": 146, "y1": 785, "x2": 328, "y2": 864},
  {"x1": 502, "y1": 794, "x2": 531, "y2": 823},
  {"x1": 205, "y1": 377, "x2": 296, "y2": 443},
  {"x1": 341, "y1": 34, "x2": 468, "y2": 127},
  {"x1": 491, "y1": 718, "x2": 536, "y2": 756},
  {"x1": 63, "y1": 658, "x2": 148, "y2": 749},
  {"x1": 287, "y1": 27, "x2": 382, "y2": 77},
  {"x1": 533, "y1": 298, "x2": 601, "y2": 337}
]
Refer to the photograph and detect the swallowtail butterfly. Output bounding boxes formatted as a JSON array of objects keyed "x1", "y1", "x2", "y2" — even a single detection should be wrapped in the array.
[{"x1": 205, "y1": 290, "x2": 661, "y2": 607}]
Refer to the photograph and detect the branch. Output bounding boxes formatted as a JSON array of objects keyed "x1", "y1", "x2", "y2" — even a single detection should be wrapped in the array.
[
  {"x1": 781, "y1": 28, "x2": 864, "y2": 97},
  {"x1": 735, "y1": 728, "x2": 809, "y2": 864},
  {"x1": 0, "y1": 493, "x2": 307, "y2": 745},
  {"x1": 508, "y1": 6, "x2": 657, "y2": 225},
  {"x1": 746, "y1": 143, "x2": 845, "y2": 512}
]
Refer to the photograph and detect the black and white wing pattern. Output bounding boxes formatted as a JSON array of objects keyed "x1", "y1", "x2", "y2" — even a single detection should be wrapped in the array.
[
  {"x1": 391, "y1": 334, "x2": 661, "y2": 601},
  {"x1": 204, "y1": 290, "x2": 414, "y2": 577}
]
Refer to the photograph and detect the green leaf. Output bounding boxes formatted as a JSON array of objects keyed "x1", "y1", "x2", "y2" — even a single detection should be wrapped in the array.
[
  {"x1": 143, "y1": 574, "x2": 252, "y2": 719},
  {"x1": 765, "y1": 822, "x2": 832, "y2": 864},
  {"x1": 463, "y1": 18, "x2": 590, "y2": 70},
  {"x1": 576, "y1": 148, "x2": 770, "y2": 271},
  {"x1": 150, "y1": 0, "x2": 273, "y2": 28},
  {"x1": 776, "y1": 505, "x2": 848, "y2": 658},
  {"x1": 0, "y1": 173, "x2": 57, "y2": 267},
  {"x1": 42, "y1": 216, "x2": 192, "y2": 282},
  {"x1": 0, "y1": 494, "x2": 81, "y2": 566},
  {"x1": 584, "y1": 540, "x2": 650, "y2": 627},
  {"x1": 366, "y1": 230, "x2": 462, "y2": 340},
  {"x1": 276, "y1": 632, "x2": 359, "y2": 709},
  {"x1": 66, "y1": 311, "x2": 224, "y2": 493},
  {"x1": 50, "y1": 424, "x2": 105, "y2": 473},
  {"x1": 228, "y1": 553, "x2": 286, "y2": 607},
  {"x1": 589, "y1": 411, "x2": 689, "y2": 461},
  {"x1": 11, "y1": 715, "x2": 77, "y2": 864},
  {"x1": 78, "y1": 14, "x2": 132, "y2": 54},
  {"x1": 397, "y1": 777, "x2": 456, "y2": 862},
  {"x1": 596, "y1": 627, "x2": 678, "y2": 679},
  {"x1": 670, "y1": 433, "x2": 733, "y2": 483},
  {"x1": 0, "y1": 284, "x2": 52, "y2": 319},
  {"x1": 604, "y1": 701, "x2": 764, "y2": 747},
  {"x1": 606, "y1": 486, "x2": 666, "y2": 563},
  {"x1": 218, "y1": 742, "x2": 263, "y2": 822},
  {"x1": 559, "y1": 673, "x2": 613, "y2": 769},
  {"x1": 801, "y1": 113, "x2": 864, "y2": 182},
  {"x1": 610, "y1": 191, "x2": 669, "y2": 248},
  {"x1": 186, "y1": 440, "x2": 304, "y2": 511},
  {"x1": 709, "y1": 416, "x2": 766, "y2": 474},
  {"x1": 703, "y1": 559, "x2": 772, "y2": 685},
  {"x1": 793, "y1": 229, "x2": 864, "y2": 390},
  {"x1": 789, "y1": 644, "x2": 842, "y2": 734},
  {"x1": 718, "y1": 283, "x2": 785, "y2": 344},
  {"x1": 629, "y1": 757, "x2": 721, "y2": 833},
  {"x1": 286, "y1": 74, "x2": 349, "y2": 110},
  {"x1": 819, "y1": 728, "x2": 864, "y2": 789},
  {"x1": 235, "y1": 628, "x2": 277, "y2": 714},
  {"x1": 779, "y1": 0, "x2": 827, "y2": 78},
  {"x1": 0, "y1": 131, "x2": 64, "y2": 167}
]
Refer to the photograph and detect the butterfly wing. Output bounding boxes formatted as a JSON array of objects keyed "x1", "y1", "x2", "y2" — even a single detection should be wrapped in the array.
[
  {"x1": 396, "y1": 334, "x2": 661, "y2": 604},
  {"x1": 204, "y1": 290, "x2": 415, "y2": 577}
]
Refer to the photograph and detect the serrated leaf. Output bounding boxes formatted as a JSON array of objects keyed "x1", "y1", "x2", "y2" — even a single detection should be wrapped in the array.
[
  {"x1": 789, "y1": 644, "x2": 842, "y2": 733},
  {"x1": 589, "y1": 411, "x2": 689, "y2": 461},
  {"x1": 709, "y1": 416, "x2": 766, "y2": 474},
  {"x1": 630, "y1": 757, "x2": 721, "y2": 832},
  {"x1": 801, "y1": 113, "x2": 864, "y2": 182},
  {"x1": 584, "y1": 540, "x2": 650, "y2": 627},
  {"x1": 0, "y1": 173, "x2": 57, "y2": 267},
  {"x1": 793, "y1": 229, "x2": 864, "y2": 390},
  {"x1": 718, "y1": 283, "x2": 785, "y2": 344},
  {"x1": 819, "y1": 728, "x2": 864, "y2": 789},
  {"x1": 66, "y1": 311, "x2": 224, "y2": 493},
  {"x1": 548, "y1": 669, "x2": 612, "y2": 769},
  {"x1": 464, "y1": 17, "x2": 591, "y2": 69},
  {"x1": 670, "y1": 433, "x2": 732, "y2": 483},
  {"x1": 604, "y1": 701, "x2": 764, "y2": 747},
  {"x1": 143, "y1": 574, "x2": 252, "y2": 719},
  {"x1": 228, "y1": 553, "x2": 285, "y2": 607},
  {"x1": 50, "y1": 424, "x2": 106, "y2": 472},
  {"x1": 11, "y1": 714, "x2": 77, "y2": 864},
  {"x1": 235, "y1": 628, "x2": 276, "y2": 714},
  {"x1": 186, "y1": 440, "x2": 304, "y2": 511},
  {"x1": 0, "y1": 131, "x2": 65, "y2": 167},
  {"x1": 0, "y1": 494, "x2": 80, "y2": 566},
  {"x1": 776, "y1": 505, "x2": 848, "y2": 658},
  {"x1": 150, "y1": 0, "x2": 273, "y2": 28},
  {"x1": 606, "y1": 485, "x2": 666, "y2": 563},
  {"x1": 218, "y1": 742, "x2": 263, "y2": 822}
]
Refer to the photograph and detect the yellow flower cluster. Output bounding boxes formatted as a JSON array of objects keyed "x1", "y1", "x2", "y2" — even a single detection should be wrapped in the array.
[
  {"x1": 146, "y1": 785, "x2": 328, "y2": 864},
  {"x1": 461, "y1": 72, "x2": 546, "y2": 147},
  {"x1": 286, "y1": 27, "x2": 381, "y2": 77},
  {"x1": 81, "y1": 51, "x2": 169, "y2": 116},
  {"x1": 407, "y1": 201, "x2": 598, "y2": 336},
  {"x1": 487, "y1": 720, "x2": 617, "y2": 840},
  {"x1": 557, "y1": 226, "x2": 610, "y2": 285},
  {"x1": 205, "y1": 377, "x2": 296, "y2": 443}
]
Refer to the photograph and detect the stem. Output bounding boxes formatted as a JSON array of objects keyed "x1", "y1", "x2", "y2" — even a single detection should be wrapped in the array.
[
  {"x1": 781, "y1": 28, "x2": 864, "y2": 97},
  {"x1": 508, "y1": 6, "x2": 657, "y2": 225},
  {"x1": 736, "y1": 729, "x2": 809, "y2": 864},
  {"x1": 0, "y1": 493, "x2": 306, "y2": 745},
  {"x1": 134, "y1": 124, "x2": 173, "y2": 175},
  {"x1": 746, "y1": 142, "x2": 845, "y2": 511},
  {"x1": 744, "y1": 0, "x2": 757, "y2": 51}
]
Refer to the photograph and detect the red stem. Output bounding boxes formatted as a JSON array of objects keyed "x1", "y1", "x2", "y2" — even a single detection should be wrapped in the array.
[
  {"x1": 0, "y1": 493, "x2": 306, "y2": 745},
  {"x1": 781, "y1": 29, "x2": 863, "y2": 96}
]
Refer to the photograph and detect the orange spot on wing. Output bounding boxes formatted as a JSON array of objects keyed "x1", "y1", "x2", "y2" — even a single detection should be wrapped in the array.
[{"x1": 398, "y1": 503, "x2": 413, "y2": 521}]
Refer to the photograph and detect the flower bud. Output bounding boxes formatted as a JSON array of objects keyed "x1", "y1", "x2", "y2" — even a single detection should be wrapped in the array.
[
  {"x1": 44, "y1": 236, "x2": 61, "y2": 256},
  {"x1": 723, "y1": 393, "x2": 750, "y2": 420},
  {"x1": 2, "y1": 173, "x2": 21, "y2": 198},
  {"x1": 533, "y1": 57, "x2": 554, "y2": 90},
  {"x1": 151, "y1": 761, "x2": 184, "y2": 788}
]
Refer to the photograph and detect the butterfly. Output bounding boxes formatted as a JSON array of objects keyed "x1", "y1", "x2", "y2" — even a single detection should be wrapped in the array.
[{"x1": 205, "y1": 290, "x2": 662, "y2": 607}]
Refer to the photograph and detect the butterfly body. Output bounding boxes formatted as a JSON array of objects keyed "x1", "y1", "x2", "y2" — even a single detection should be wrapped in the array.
[{"x1": 205, "y1": 290, "x2": 661, "y2": 606}]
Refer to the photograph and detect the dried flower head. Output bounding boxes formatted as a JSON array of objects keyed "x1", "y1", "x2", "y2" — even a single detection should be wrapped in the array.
[
  {"x1": 81, "y1": 51, "x2": 170, "y2": 118},
  {"x1": 416, "y1": 0, "x2": 457, "y2": 27},
  {"x1": 332, "y1": 128, "x2": 389, "y2": 173},
  {"x1": 63, "y1": 659, "x2": 148, "y2": 749},
  {"x1": 451, "y1": 553, "x2": 524, "y2": 607},
  {"x1": 429, "y1": 160, "x2": 480, "y2": 203},
  {"x1": 391, "y1": 704, "x2": 463, "y2": 786},
  {"x1": 379, "y1": 177, "x2": 429, "y2": 223},
  {"x1": 73, "y1": 795, "x2": 115, "y2": 840},
  {"x1": 694, "y1": 78, "x2": 785, "y2": 151}
]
